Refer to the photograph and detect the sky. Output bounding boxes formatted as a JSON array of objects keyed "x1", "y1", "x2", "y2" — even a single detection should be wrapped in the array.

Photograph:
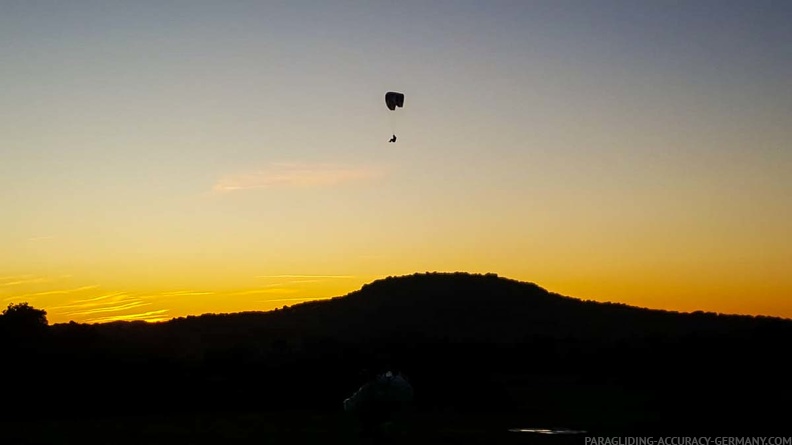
[{"x1": 2, "y1": 0, "x2": 791, "y2": 324}]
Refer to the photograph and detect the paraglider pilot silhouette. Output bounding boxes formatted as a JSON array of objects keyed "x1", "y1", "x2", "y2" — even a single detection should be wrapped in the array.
[{"x1": 385, "y1": 91, "x2": 404, "y2": 143}]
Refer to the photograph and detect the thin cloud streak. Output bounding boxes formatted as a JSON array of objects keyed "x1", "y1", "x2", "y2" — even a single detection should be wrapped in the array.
[
  {"x1": 68, "y1": 301, "x2": 151, "y2": 316},
  {"x1": 87, "y1": 310, "x2": 171, "y2": 324},
  {"x1": 50, "y1": 292, "x2": 146, "y2": 317},
  {"x1": 51, "y1": 292, "x2": 129, "y2": 309},
  {"x1": 257, "y1": 274, "x2": 355, "y2": 279},
  {"x1": 213, "y1": 162, "x2": 385, "y2": 192},
  {"x1": 0, "y1": 275, "x2": 31, "y2": 282},
  {"x1": 1, "y1": 275, "x2": 49, "y2": 286},
  {"x1": 155, "y1": 290, "x2": 215, "y2": 296},
  {"x1": 260, "y1": 296, "x2": 336, "y2": 303},
  {"x1": 230, "y1": 288, "x2": 300, "y2": 295},
  {"x1": 254, "y1": 280, "x2": 322, "y2": 288},
  {"x1": 18, "y1": 285, "x2": 100, "y2": 298},
  {"x1": 0, "y1": 274, "x2": 77, "y2": 291},
  {"x1": 46, "y1": 290, "x2": 172, "y2": 324},
  {"x1": 28, "y1": 236, "x2": 55, "y2": 242}
]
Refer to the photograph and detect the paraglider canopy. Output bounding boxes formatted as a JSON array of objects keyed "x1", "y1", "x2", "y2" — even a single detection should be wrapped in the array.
[{"x1": 385, "y1": 92, "x2": 404, "y2": 111}]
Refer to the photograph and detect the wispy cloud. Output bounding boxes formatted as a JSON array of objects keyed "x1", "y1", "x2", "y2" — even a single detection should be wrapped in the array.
[
  {"x1": 260, "y1": 296, "x2": 336, "y2": 304},
  {"x1": 257, "y1": 274, "x2": 355, "y2": 279},
  {"x1": 48, "y1": 291, "x2": 171, "y2": 323},
  {"x1": 230, "y1": 288, "x2": 300, "y2": 295},
  {"x1": 155, "y1": 290, "x2": 214, "y2": 297},
  {"x1": 0, "y1": 273, "x2": 75, "y2": 288},
  {"x1": 28, "y1": 236, "x2": 55, "y2": 242},
  {"x1": 68, "y1": 300, "x2": 151, "y2": 316},
  {"x1": 86, "y1": 309, "x2": 171, "y2": 324},
  {"x1": 213, "y1": 162, "x2": 384, "y2": 192},
  {"x1": 14, "y1": 285, "x2": 99, "y2": 298},
  {"x1": 253, "y1": 274, "x2": 355, "y2": 289},
  {"x1": 1, "y1": 275, "x2": 48, "y2": 286},
  {"x1": 49, "y1": 292, "x2": 132, "y2": 311}
]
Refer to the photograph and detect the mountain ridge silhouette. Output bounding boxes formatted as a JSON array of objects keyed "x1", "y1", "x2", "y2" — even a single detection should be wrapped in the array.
[
  {"x1": 4, "y1": 272, "x2": 789, "y2": 434},
  {"x1": 136, "y1": 271, "x2": 789, "y2": 347}
]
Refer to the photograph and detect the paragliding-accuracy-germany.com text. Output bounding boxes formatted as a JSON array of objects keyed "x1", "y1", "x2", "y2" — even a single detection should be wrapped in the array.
[{"x1": 585, "y1": 437, "x2": 792, "y2": 445}]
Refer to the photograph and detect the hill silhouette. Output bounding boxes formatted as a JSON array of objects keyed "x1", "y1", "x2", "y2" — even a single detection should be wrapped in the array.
[{"x1": 2, "y1": 272, "x2": 790, "y2": 436}]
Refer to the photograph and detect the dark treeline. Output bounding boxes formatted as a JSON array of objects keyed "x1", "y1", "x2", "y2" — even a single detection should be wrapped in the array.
[{"x1": 2, "y1": 272, "x2": 790, "y2": 434}]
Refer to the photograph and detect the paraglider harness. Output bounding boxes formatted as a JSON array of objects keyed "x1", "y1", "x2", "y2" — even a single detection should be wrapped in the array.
[{"x1": 389, "y1": 134, "x2": 397, "y2": 143}]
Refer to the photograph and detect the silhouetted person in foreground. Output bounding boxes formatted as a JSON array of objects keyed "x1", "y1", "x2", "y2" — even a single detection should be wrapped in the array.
[
  {"x1": 389, "y1": 134, "x2": 397, "y2": 143},
  {"x1": 344, "y1": 367, "x2": 414, "y2": 443}
]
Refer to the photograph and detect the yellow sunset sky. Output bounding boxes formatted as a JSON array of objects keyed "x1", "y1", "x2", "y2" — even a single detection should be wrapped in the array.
[{"x1": 2, "y1": 2, "x2": 790, "y2": 324}]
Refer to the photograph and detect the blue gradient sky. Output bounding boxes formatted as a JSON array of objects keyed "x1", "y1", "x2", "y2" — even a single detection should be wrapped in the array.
[{"x1": 2, "y1": 1, "x2": 791, "y2": 323}]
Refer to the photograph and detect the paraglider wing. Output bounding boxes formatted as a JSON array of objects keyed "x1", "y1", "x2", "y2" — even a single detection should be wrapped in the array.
[{"x1": 385, "y1": 91, "x2": 404, "y2": 111}]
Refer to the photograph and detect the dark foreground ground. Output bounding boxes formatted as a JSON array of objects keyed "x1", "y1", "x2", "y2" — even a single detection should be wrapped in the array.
[
  {"x1": 2, "y1": 408, "x2": 784, "y2": 445},
  {"x1": 0, "y1": 409, "x2": 624, "y2": 445}
]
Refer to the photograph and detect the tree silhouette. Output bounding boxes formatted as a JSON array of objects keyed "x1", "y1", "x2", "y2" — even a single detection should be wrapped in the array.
[
  {"x1": 0, "y1": 302, "x2": 48, "y2": 338},
  {"x1": 1, "y1": 302, "x2": 51, "y2": 414}
]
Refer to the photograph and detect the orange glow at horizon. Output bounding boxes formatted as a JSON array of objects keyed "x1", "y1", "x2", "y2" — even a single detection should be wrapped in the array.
[{"x1": 2, "y1": 2, "x2": 790, "y2": 325}]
